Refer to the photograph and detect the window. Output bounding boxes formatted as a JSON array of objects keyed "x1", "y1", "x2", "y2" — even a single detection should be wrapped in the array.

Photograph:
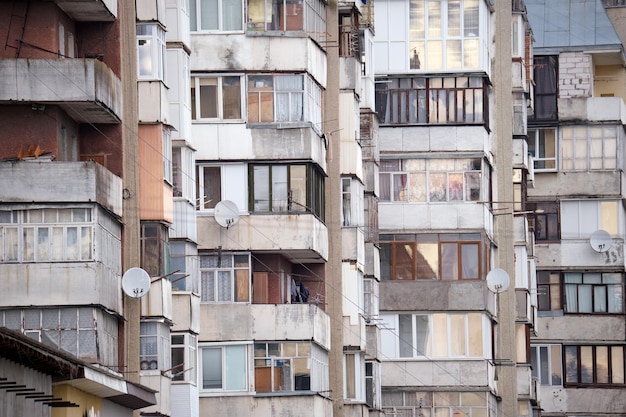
[
  {"x1": 191, "y1": 76, "x2": 243, "y2": 121},
  {"x1": 140, "y1": 222, "x2": 169, "y2": 277},
  {"x1": 247, "y1": 74, "x2": 322, "y2": 129},
  {"x1": 137, "y1": 24, "x2": 166, "y2": 81},
  {"x1": 247, "y1": 0, "x2": 326, "y2": 41},
  {"x1": 249, "y1": 163, "x2": 325, "y2": 219},
  {"x1": 201, "y1": 344, "x2": 248, "y2": 391},
  {"x1": 0, "y1": 208, "x2": 93, "y2": 263},
  {"x1": 190, "y1": 0, "x2": 243, "y2": 31},
  {"x1": 560, "y1": 199, "x2": 619, "y2": 239},
  {"x1": 254, "y1": 341, "x2": 328, "y2": 392},
  {"x1": 408, "y1": 0, "x2": 481, "y2": 70},
  {"x1": 529, "y1": 202, "x2": 559, "y2": 241},
  {"x1": 344, "y1": 352, "x2": 363, "y2": 400},
  {"x1": 537, "y1": 271, "x2": 561, "y2": 311},
  {"x1": 375, "y1": 76, "x2": 486, "y2": 125},
  {"x1": 163, "y1": 127, "x2": 172, "y2": 184},
  {"x1": 342, "y1": 177, "x2": 364, "y2": 227},
  {"x1": 339, "y1": 11, "x2": 360, "y2": 58},
  {"x1": 382, "y1": 391, "x2": 491, "y2": 417},
  {"x1": 380, "y1": 233, "x2": 485, "y2": 280},
  {"x1": 380, "y1": 313, "x2": 486, "y2": 359},
  {"x1": 1, "y1": 308, "x2": 118, "y2": 367},
  {"x1": 564, "y1": 272, "x2": 623, "y2": 314},
  {"x1": 140, "y1": 321, "x2": 171, "y2": 372},
  {"x1": 171, "y1": 333, "x2": 197, "y2": 383},
  {"x1": 173, "y1": 145, "x2": 195, "y2": 199},
  {"x1": 564, "y1": 345, "x2": 626, "y2": 386},
  {"x1": 363, "y1": 278, "x2": 379, "y2": 319},
  {"x1": 200, "y1": 253, "x2": 250, "y2": 302},
  {"x1": 531, "y1": 345, "x2": 563, "y2": 386},
  {"x1": 561, "y1": 125, "x2": 619, "y2": 171},
  {"x1": 379, "y1": 158, "x2": 484, "y2": 203},
  {"x1": 168, "y1": 241, "x2": 198, "y2": 293},
  {"x1": 530, "y1": 55, "x2": 558, "y2": 121},
  {"x1": 196, "y1": 165, "x2": 221, "y2": 210},
  {"x1": 528, "y1": 128, "x2": 556, "y2": 171},
  {"x1": 365, "y1": 361, "x2": 380, "y2": 408}
]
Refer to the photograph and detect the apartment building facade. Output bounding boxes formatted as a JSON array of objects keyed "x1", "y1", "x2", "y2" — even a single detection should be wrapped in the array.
[
  {"x1": 372, "y1": 1, "x2": 536, "y2": 417},
  {"x1": 0, "y1": 0, "x2": 156, "y2": 415},
  {"x1": 525, "y1": 1, "x2": 626, "y2": 417}
]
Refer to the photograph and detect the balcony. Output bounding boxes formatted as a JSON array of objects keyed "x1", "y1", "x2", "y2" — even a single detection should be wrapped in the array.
[
  {"x1": 342, "y1": 226, "x2": 365, "y2": 265},
  {"x1": 558, "y1": 96, "x2": 626, "y2": 124},
  {"x1": 534, "y1": 238, "x2": 624, "y2": 269},
  {"x1": 54, "y1": 0, "x2": 117, "y2": 21},
  {"x1": 0, "y1": 160, "x2": 122, "y2": 215},
  {"x1": 199, "y1": 303, "x2": 330, "y2": 349},
  {"x1": 138, "y1": 81, "x2": 170, "y2": 124},
  {"x1": 539, "y1": 386, "x2": 626, "y2": 414},
  {"x1": 197, "y1": 213, "x2": 328, "y2": 263},
  {"x1": 199, "y1": 393, "x2": 332, "y2": 416},
  {"x1": 141, "y1": 278, "x2": 173, "y2": 321},
  {"x1": 0, "y1": 262, "x2": 121, "y2": 314},
  {"x1": 0, "y1": 59, "x2": 122, "y2": 124},
  {"x1": 381, "y1": 358, "x2": 491, "y2": 387}
]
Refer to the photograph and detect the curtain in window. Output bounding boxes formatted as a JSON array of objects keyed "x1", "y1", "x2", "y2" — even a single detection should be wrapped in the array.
[
  {"x1": 399, "y1": 314, "x2": 414, "y2": 357},
  {"x1": 564, "y1": 273, "x2": 580, "y2": 312},
  {"x1": 275, "y1": 76, "x2": 303, "y2": 121},
  {"x1": 201, "y1": 271, "x2": 215, "y2": 301},
  {"x1": 217, "y1": 271, "x2": 232, "y2": 301}
]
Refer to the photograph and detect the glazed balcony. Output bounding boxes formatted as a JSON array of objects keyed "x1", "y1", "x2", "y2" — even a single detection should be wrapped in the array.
[
  {"x1": 199, "y1": 393, "x2": 332, "y2": 416},
  {"x1": 0, "y1": 58, "x2": 122, "y2": 124}
]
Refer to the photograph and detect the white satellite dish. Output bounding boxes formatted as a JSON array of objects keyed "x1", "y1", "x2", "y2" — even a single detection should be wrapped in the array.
[
  {"x1": 122, "y1": 267, "x2": 151, "y2": 298},
  {"x1": 486, "y1": 268, "x2": 510, "y2": 293},
  {"x1": 589, "y1": 229, "x2": 612, "y2": 253},
  {"x1": 214, "y1": 200, "x2": 240, "y2": 229}
]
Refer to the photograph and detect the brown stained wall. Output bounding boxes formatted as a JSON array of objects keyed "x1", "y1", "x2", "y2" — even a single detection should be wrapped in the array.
[
  {"x1": 76, "y1": 20, "x2": 122, "y2": 76},
  {"x1": 138, "y1": 124, "x2": 169, "y2": 221}
]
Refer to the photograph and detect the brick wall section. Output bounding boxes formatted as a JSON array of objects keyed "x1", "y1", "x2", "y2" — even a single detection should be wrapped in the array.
[{"x1": 559, "y1": 52, "x2": 593, "y2": 97}]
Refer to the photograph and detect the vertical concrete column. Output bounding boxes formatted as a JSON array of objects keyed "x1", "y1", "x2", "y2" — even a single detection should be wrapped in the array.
[
  {"x1": 325, "y1": 0, "x2": 344, "y2": 414},
  {"x1": 120, "y1": 0, "x2": 142, "y2": 385},
  {"x1": 493, "y1": 2, "x2": 517, "y2": 417}
]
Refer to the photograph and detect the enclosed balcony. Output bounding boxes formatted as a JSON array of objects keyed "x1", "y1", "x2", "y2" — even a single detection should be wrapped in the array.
[
  {"x1": 0, "y1": 59, "x2": 122, "y2": 124},
  {"x1": 0, "y1": 161, "x2": 123, "y2": 313}
]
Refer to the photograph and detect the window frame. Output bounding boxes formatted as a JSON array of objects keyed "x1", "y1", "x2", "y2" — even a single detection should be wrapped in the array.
[
  {"x1": 380, "y1": 233, "x2": 486, "y2": 281},
  {"x1": 137, "y1": 23, "x2": 166, "y2": 82},
  {"x1": 248, "y1": 163, "x2": 325, "y2": 220},
  {"x1": 140, "y1": 320, "x2": 171, "y2": 373},
  {"x1": 247, "y1": 74, "x2": 323, "y2": 131},
  {"x1": 200, "y1": 343, "x2": 249, "y2": 392},
  {"x1": 560, "y1": 125, "x2": 619, "y2": 172},
  {"x1": 529, "y1": 55, "x2": 558, "y2": 122},
  {"x1": 200, "y1": 253, "x2": 251, "y2": 303},
  {"x1": 140, "y1": 221, "x2": 169, "y2": 277},
  {"x1": 530, "y1": 344, "x2": 563, "y2": 386},
  {"x1": 564, "y1": 345, "x2": 626, "y2": 386},
  {"x1": 191, "y1": 75, "x2": 244, "y2": 122},
  {"x1": 190, "y1": 0, "x2": 244, "y2": 32},
  {"x1": 0, "y1": 208, "x2": 94, "y2": 263},
  {"x1": 381, "y1": 312, "x2": 487, "y2": 359},
  {"x1": 253, "y1": 341, "x2": 320, "y2": 393},
  {"x1": 379, "y1": 158, "x2": 484, "y2": 203},
  {"x1": 375, "y1": 76, "x2": 487, "y2": 126},
  {"x1": 171, "y1": 333, "x2": 197, "y2": 384},
  {"x1": 563, "y1": 272, "x2": 623, "y2": 314},
  {"x1": 528, "y1": 127, "x2": 557, "y2": 171}
]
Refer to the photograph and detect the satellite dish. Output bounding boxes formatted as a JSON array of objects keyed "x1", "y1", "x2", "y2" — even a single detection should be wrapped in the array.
[
  {"x1": 486, "y1": 268, "x2": 510, "y2": 293},
  {"x1": 589, "y1": 229, "x2": 612, "y2": 253},
  {"x1": 214, "y1": 200, "x2": 240, "y2": 229},
  {"x1": 122, "y1": 267, "x2": 151, "y2": 298}
]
